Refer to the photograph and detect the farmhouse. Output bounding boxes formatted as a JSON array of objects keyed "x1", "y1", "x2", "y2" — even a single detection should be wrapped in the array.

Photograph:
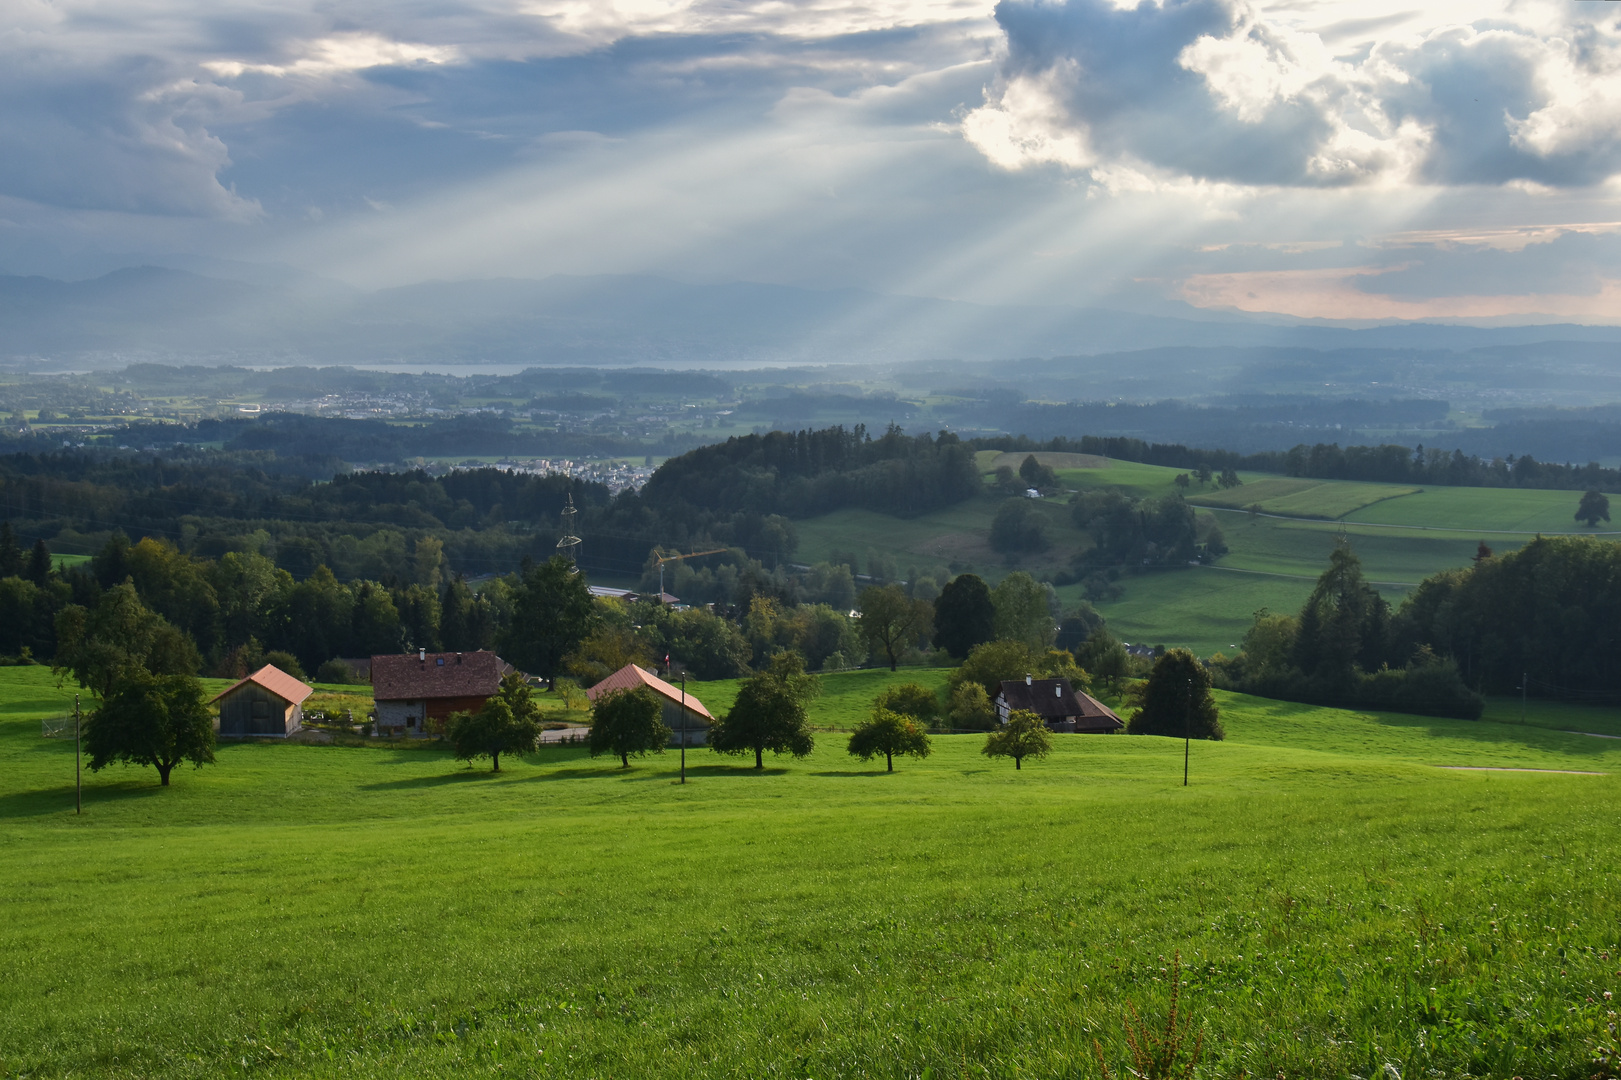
[
  {"x1": 371, "y1": 649, "x2": 513, "y2": 735},
  {"x1": 995, "y1": 675, "x2": 1123, "y2": 734},
  {"x1": 211, "y1": 664, "x2": 313, "y2": 738},
  {"x1": 586, "y1": 663, "x2": 715, "y2": 746}
]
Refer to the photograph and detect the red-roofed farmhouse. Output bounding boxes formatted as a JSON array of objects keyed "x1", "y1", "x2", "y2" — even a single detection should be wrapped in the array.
[{"x1": 371, "y1": 649, "x2": 514, "y2": 736}]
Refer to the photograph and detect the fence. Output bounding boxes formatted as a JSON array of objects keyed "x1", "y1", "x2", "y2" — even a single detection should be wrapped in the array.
[{"x1": 40, "y1": 714, "x2": 76, "y2": 739}]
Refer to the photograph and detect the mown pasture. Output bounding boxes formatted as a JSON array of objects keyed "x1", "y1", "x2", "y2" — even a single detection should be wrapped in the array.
[
  {"x1": 3, "y1": 665, "x2": 1621, "y2": 1079},
  {"x1": 796, "y1": 461, "x2": 1621, "y2": 655}
]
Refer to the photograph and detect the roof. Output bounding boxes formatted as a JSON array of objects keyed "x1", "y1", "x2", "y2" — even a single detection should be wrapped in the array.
[
  {"x1": 996, "y1": 677, "x2": 1124, "y2": 729},
  {"x1": 210, "y1": 664, "x2": 314, "y2": 707},
  {"x1": 371, "y1": 650, "x2": 512, "y2": 702},
  {"x1": 585, "y1": 664, "x2": 714, "y2": 721}
]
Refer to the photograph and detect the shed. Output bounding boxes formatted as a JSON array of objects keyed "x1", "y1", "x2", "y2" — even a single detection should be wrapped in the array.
[
  {"x1": 212, "y1": 664, "x2": 314, "y2": 737},
  {"x1": 995, "y1": 676, "x2": 1123, "y2": 734},
  {"x1": 586, "y1": 664, "x2": 715, "y2": 746},
  {"x1": 371, "y1": 649, "x2": 514, "y2": 736}
]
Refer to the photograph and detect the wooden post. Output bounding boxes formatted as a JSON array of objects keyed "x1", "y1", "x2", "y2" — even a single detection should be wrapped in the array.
[
  {"x1": 679, "y1": 672, "x2": 687, "y2": 785},
  {"x1": 74, "y1": 694, "x2": 81, "y2": 815}
]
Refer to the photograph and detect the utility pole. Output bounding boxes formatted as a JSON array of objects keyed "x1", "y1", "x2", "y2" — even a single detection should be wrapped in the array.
[
  {"x1": 74, "y1": 693, "x2": 81, "y2": 815},
  {"x1": 1183, "y1": 676, "x2": 1191, "y2": 787},
  {"x1": 679, "y1": 671, "x2": 687, "y2": 785}
]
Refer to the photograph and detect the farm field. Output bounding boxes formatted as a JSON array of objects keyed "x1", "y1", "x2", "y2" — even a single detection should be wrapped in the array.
[
  {"x1": 1189, "y1": 477, "x2": 1422, "y2": 519},
  {"x1": 796, "y1": 461, "x2": 1621, "y2": 655},
  {"x1": 4, "y1": 665, "x2": 1621, "y2": 1079}
]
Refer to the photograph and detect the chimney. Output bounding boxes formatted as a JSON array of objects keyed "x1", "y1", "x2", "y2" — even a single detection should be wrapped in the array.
[
  {"x1": 419, "y1": 648, "x2": 426, "y2": 662},
  {"x1": 1055, "y1": 684, "x2": 1062, "y2": 697},
  {"x1": 1025, "y1": 674, "x2": 1031, "y2": 686},
  {"x1": 456, "y1": 652, "x2": 463, "y2": 664}
]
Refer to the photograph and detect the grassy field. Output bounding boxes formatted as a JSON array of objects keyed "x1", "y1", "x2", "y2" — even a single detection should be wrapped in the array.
[
  {"x1": 1188, "y1": 477, "x2": 1421, "y2": 519},
  {"x1": 794, "y1": 462, "x2": 1621, "y2": 655},
  {"x1": 4, "y1": 665, "x2": 1621, "y2": 1079}
]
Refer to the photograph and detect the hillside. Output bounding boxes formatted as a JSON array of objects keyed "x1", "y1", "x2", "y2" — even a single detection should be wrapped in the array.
[
  {"x1": 795, "y1": 458, "x2": 1617, "y2": 654},
  {"x1": 3, "y1": 665, "x2": 1619, "y2": 1078}
]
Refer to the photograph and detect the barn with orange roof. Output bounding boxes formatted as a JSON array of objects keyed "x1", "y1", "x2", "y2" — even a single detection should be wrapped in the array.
[
  {"x1": 586, "y1": 664, "x2": 715, "y2": 746},
  {"x1": 211, "y1": 664, "x2": 314, "y2": 738}
]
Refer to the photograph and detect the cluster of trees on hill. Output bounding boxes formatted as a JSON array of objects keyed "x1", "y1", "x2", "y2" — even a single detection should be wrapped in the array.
[
  {"x1": 1393, "y1": 536, "x2": 1621, "y2": 701},
  {"x1": 1220, "y1": 534, "x2": 1621, "y2": 711},
  {"x1": 1216, "y1": 543, "x2": 1483, "y2": 718},
  {"x1": 0, "y1": 425, "x2": 985, "y2": 586},
  {"x1": 640, "y1": 425, "x2": 980, "y2": 519},
  {"x1": 10, "y1": 529, "x2": 509, "y2": 679}
]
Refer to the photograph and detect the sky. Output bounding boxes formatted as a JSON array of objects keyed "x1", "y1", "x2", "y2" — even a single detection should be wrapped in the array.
[{"x1": 6, "y1": 0, "x2": 1621, "y2": 323}]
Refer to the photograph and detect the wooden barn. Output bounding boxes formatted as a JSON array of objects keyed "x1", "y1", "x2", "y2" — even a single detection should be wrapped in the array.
[
  {"x1": 586, "y1": 664, "x2": 715, "y2": 746},
  {"x1": 995, "y1": 675, "x2": 1123, "y2": 734},
  {"x1": 370, "y1": 649, "x2": 513, "y2": 736},
  {"x1": 211, "y1": 664, "x2": 314, "y2": 738}
]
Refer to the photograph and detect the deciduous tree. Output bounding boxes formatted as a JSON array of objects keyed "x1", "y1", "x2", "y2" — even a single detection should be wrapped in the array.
[
  {"x1": 503, "y1": 555, "x2": 596, "y2": 688},
  {"x1": 1126, "y1": 649, "x2": 1222, "y2": 740},
  {"x1": 1576, "y1": 489, "x2": 1611, "y2": 527},
  {"x1": 710, "y1": 651, "x2": 818, "y2": 769},
  {"x1": 84, "y1": 671, "x2": 214, "y2": 786},
  {"x1": 54, "y1": 583, "x2": 201, "y2": 700},
  {"x1": 933, "y1": 573, "x2": 996, "y2": 659},
  {"x1": 991, "y1": 572, "x2": 1056, "y2": 650},
  {"x1": 847, "y1": 708, "x2": 931, "y2": 772},
  {"x1": 858, "y1": 584, "x2": 932, "y2": 671},
  {"x1": 588, "y1": 685, "x2": 669, "y2": 768},
  {"x1": 982, "y1": 709, "x2": 1051, "y2": 770},
  {"x1": 446, "y1": 673, "x2": 544, "y2": 771}
]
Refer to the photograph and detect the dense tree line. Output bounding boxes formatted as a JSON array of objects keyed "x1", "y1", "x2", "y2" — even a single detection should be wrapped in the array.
[
  {"x1": 1215, "y1": 543, "x2": 1483, "y2": 718},
  {"x1": 641, "y1": 425, "x2": 981, "y2": 519}
]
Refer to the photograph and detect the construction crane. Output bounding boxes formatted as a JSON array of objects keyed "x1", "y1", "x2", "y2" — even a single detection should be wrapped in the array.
[{"x1": 651, "y1": 547, "x2": 728, "y2": 597}]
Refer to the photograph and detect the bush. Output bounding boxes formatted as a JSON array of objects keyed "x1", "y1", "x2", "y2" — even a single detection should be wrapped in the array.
[
  {"x1": 873, "y1": 682, "x2": 941, "y2": 722},
  {"x1": 316, "y1": 658, "x2": 355, "y2": 684},
  {"x1": 263, "y1": 650, "x2": 306, "y2": 679},
  {"x1": 946, "y1": 682, "x2": 997, "y2": 730}
]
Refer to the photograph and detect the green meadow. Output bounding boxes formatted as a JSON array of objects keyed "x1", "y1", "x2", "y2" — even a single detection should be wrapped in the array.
[
  {"x1": 3, "y1": 664, "x2": 1621, "y2": 1079},
  {"x1": 797, "y1": 461, "x2": 1621, "y2": 655}
]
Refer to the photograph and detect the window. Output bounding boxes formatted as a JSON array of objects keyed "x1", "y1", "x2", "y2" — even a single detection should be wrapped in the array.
[{"x1": 436, "y1": 657, "x2": 444, "y2": 666}]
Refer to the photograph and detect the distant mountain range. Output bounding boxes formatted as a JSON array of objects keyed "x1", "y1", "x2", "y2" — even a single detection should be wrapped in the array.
[{"x1": 6, "y1": 266, "x2": 1621, "y2": 368}]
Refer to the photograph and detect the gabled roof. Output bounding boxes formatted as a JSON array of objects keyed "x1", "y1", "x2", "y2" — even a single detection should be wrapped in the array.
[
  {"x1": 585, "y1": 664, "x2": 714, "y2": 721},
  {"x1": 211, "y1": 664, "x2": 314, "y2": 706},
  {"x1": 996, "y1": 677, "x2": 1123, "y2": 729},
  {"x1": 371, "y1": 650, "x2": 512, "y2": 701}
]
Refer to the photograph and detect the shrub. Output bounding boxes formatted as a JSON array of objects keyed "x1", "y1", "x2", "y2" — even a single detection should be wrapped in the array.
[
  {"x1": 316, "y1": 658, "x2": 355, "y2": 684},
  {"x1": 873, "y1": 682, "x2": 940, "y2": 722},
  {"x1": 947, "y1": 682, "x2": 997, "y2": 730},
  {"x1": 263, "y1": 650, "x2": 306, "y2": 679}
]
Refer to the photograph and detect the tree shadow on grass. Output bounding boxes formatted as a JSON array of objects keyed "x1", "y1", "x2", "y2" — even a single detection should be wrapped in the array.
[
  {"x1": 0, "y1": 781, "x2": 164, "y2": 818},
  {"x1": 358, "y1": 771, "x2": 496, "y2": 791},
  {"x1": 519, "y1": 763, "x2": 790, "y2": 782},
  {"x1": 810, "y1": 770, "x2": 890, "y2": 777}
]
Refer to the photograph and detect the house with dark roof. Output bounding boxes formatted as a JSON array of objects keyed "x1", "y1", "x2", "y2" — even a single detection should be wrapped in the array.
[
  {"x1": 994, "y1": 675, "x2": 1123, "y2": 734},
  {"x1": 211, "y1": 664, "x2": 314, "y2": 737},
  {"x1": 585, "y1": 664, "x2": 715, "y2": 746},
  {"x1": 370, "y1": 649, "x2": 513, "y2": 736}
]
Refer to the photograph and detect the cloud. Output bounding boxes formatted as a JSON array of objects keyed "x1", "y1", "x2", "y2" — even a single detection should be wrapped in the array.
[{"x1": 961, "y1": 0, "x2": 1621, "y2": 190}]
